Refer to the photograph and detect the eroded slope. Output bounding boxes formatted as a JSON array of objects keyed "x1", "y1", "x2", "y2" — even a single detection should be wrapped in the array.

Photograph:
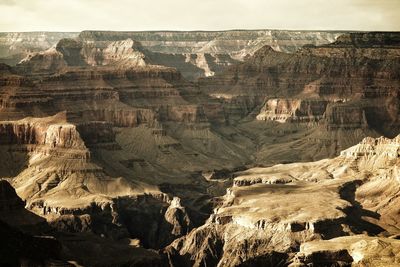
[{"x1": 165, "y1": 135, "x2": 400, "y2": 266}]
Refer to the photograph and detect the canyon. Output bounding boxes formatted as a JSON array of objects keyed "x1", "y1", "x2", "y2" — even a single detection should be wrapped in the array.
[
  {"x1": 1, "y1": 30, "x2": 341, "y2": 79},
  {"x1": 0, "y1": 30, "x2": 399, "y2": 267}
]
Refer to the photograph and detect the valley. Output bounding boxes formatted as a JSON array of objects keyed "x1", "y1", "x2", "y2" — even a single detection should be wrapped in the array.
[{"x1": 0, "y1": 30, "x2": 399, "y2": 267}]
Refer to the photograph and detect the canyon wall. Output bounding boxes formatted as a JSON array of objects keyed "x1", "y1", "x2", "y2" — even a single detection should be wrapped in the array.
[
  {"x1": 1, "y1": 31, "x2": 399, "y2": 266},
  {"x1": 0, "y1": 32, "x2": 78, "y2": 65},
  {"x1": 1, "y1": 30, "x2": 341, "y2": 79},
  {"x1": 78, "y1": 30, "x2": 341, "y2": 55},
  {"x1": 164, "y1": 135, "x2": 400, "y2": 266},
  {"x1": 198, "y1": 32, "x2": 400, "y2": 163}
]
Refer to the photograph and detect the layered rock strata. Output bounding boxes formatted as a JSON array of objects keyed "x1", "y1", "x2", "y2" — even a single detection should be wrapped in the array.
[
  {"x1": 2, "y1": 30, "x2": 341, "y2": 79},
  {"x1": 201, "y1": 32, "x2": 399, "y2": 129},
  {"x1": 196, "y1": 32, "x2": 400, "y2": 164},
  {"x1": 164, "y1": 135, "x2": 400, "y2": 266},
  {"x1": 0, "y1": 32, "x2": 78, "y2": 65},
  {"x1": 256, "y1": 98, "x2": 328, "y2": 123},
  {"x1": 0, "y1": 30, "x2": 399, "y2": 267}
]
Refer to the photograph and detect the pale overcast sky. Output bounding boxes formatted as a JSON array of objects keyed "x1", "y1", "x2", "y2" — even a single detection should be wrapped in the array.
[{"x1": 0, "y1": 0, "x2": 399, "y2": 32}]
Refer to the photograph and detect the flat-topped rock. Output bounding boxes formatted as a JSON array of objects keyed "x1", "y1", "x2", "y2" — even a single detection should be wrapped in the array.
[{"x1": 295, "y1": 235, "x2": 400, "y2": 267}]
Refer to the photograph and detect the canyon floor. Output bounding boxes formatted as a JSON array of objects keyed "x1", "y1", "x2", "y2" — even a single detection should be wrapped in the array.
[{"x1": 0, "y1": 30, "x2": 399, "y2": 267}]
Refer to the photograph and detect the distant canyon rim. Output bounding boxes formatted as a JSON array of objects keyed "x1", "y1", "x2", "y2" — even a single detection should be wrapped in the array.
[{"x1": 0, "y1": 29, "x2": 399, "y2": 267}]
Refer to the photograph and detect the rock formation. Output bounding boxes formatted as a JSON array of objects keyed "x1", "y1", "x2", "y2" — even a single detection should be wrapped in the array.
[
  {"x1": 77, "y1": 30, "x2": 340, "y2": 55},
  {"x1": 1, "y1": 30, "x2": 341, "y2": 79},
  {"x1": 0, "y1": 32, "x2": 79, "y2": 65},
  {"x1": 198, "y1": 31, "x2": 400, "y2": 163},
  {"x1": 165, "y1": 135, "x2": 400, "y2": 266},
  {"x1": 294, "y1": 235, "x2": 400, "y2": 267},
  {"x1": 0, "y1": 30, "x2": 399, "y2": 267},
  {"x1": 256, "y1": 98, "x2": 328, "y2": 122}
]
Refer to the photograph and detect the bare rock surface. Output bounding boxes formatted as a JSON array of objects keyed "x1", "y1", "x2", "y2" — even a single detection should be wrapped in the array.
[
  {"x1": 0, "y1": 30, "x2": 399, "y2": 267},
  {"x1": 0, "y1": 32, "x2": 78, "y2": 65},
  {"x1": 1, "y1": 30, "x2": 341, "y2": 79},
  {"x1": 165, "y1": 135, "x2": 400, "y2": 266},
  {"x1": 294, "y1": 235, "x2": 400, "y2": 267},
  {"x1": 197, "y1": 31, "x2": 400, "y2": 165}
]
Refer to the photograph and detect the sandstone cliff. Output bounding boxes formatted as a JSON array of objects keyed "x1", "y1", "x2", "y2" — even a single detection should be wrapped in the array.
[
  {"x1": 1, "y1": 30, "x2": 399, "y2": 267},
  {"x1": 78, "y1": 30, "x2": 340, "y2": 55},
  {"x1": 164, "y1": 135, "x2": 400, "y2": 266},
  {"x1": 198, "y1": 32, "x2": 400, "y2": 163},
  {"x1": 2, "y1": 30, "x2": 341, "y2": 80},
  {"x1": 0, "y1": 32, "x2": 78, "y2": 65}
]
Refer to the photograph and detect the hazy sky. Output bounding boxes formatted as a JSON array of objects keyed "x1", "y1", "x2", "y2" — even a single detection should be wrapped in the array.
[{"x1": 1, "y1": 0, "x2": 399, "y2": 32}]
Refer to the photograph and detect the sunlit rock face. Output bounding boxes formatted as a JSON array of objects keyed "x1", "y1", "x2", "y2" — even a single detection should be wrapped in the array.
[
  {"x1": 1, "y1": 30, "x2": 341, "y2": 80},
  {"x1": 0, "y1": 32, "x2": 254, "y2": 266},
  {"x1": 0, "y1": 30, "x2": 400, "y2": 266},
  {"x1": 165, "y1": 135, "x2": 400, "y2": 266},
  {"x1": 294, "y1": 235, "x2": 400, "y2": 267},
  {"x1": 201, "y1": 31, "x2": 399, "y2": 97},
  {"x1": 0, "y1": 32, "x2": 79, "y2": 66},
  {"x1": 256, "y1": 98, "x2": 329, "y2": 122},
  {"x1": 197, "y1": 32, "x2": 400, "y2": 163}
]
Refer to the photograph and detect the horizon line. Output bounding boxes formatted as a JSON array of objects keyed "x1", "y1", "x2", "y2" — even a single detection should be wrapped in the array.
[{"x1": 1, "y1": 28, "x2": 400, "y2": 33}]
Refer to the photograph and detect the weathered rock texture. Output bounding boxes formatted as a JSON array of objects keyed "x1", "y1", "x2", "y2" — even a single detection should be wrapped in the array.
[
  {"x1": 256, "y1": 98, "x2": 328, "y2": 122},
  {"x1": 78, "y1": 30, "x2": 340, "y2": 55},
  {"x1": 0, "y1": 30, "x2": 399, "y2": 267},
  {"x1": 76, "y1": 30, "x2": 341, "y2": 79},
  {"x1": 1, "y1": 30, "x2": 341, "y2": 79},
  {"x1": 198, "y1": 32, "x2": 400, "y2": 164},
  {"x1": 165, "y1": 135, "x2": 400, "y2": 266},
  {"x1": 0, "y1": 32, "x2": 79, "y2": 65}
]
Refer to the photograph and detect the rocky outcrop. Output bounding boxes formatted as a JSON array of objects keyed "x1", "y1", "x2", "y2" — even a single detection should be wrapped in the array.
[
  {"x1": 200, "y1": 33, "x2": 399, "y2": 129},
  {"x1": 8, "y1": 30, "x2": 340, "y2": 79},
  {"x1": 146, "y1": 51, "x2": 240, "y2": 80},
  {"x1": 0, "y1": 116, "x2": 85, "y2": 149},
  {"x1": 0, "y1": 179, "x2": 166, "y2": 267},
  {"x1": 257, "y1": 98, "x2": 328, "y2": 122},
  {"x1": 340, "y1": 135, "x2": 400, "y2": 159},
  {"x1": 47, "y1": 194, "x2": 192, "y2": 249},
  {"x1": 86, "y1": 38, "x2": 147, "y2": 67},
  {"x1": 324, "y1": 103, "x2": 369, "y2": 130},
  {"x1": 159, "y1": 105, "x2": 208, "y2": 123},
  {"x1": 0, "y1": 114, "x2": 137, "y2": 207},
  {"x1": 0, "y1": 114, "x2": 196, "y2": 258},
  {"x1": 162, "y1": 197, "x2": 192, "y2": 239},
  {"x1": 17, "y1": 37, "x2": 151, "y2": 73},
  {"x1": 199, "y1": 31, "x2": 400, "y2": 152},
  {"x1": 293, "y1": 235, "x2": 400, "y2": 267},
  {"x1": 0, "y1": 32, "x2": 78, "y2": 65},
  {"x1": 55, "y1": 38, "x2": 86, "y2": 66},
  {"x1": 201, "y1": 32, "x2": 400, "y2": 99},
  {"x1": 1, "y1": 30, "x2": 400, "y2": 267},
  {"x1": 17, "y1": 47, "x2": 67, "y2": 74},
  {"x1": 1, "y1": 49, "x2": 254, "y2": 188},
  {"x1": 164, "y1": 135, "x2": 400, "y2": 266}
]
